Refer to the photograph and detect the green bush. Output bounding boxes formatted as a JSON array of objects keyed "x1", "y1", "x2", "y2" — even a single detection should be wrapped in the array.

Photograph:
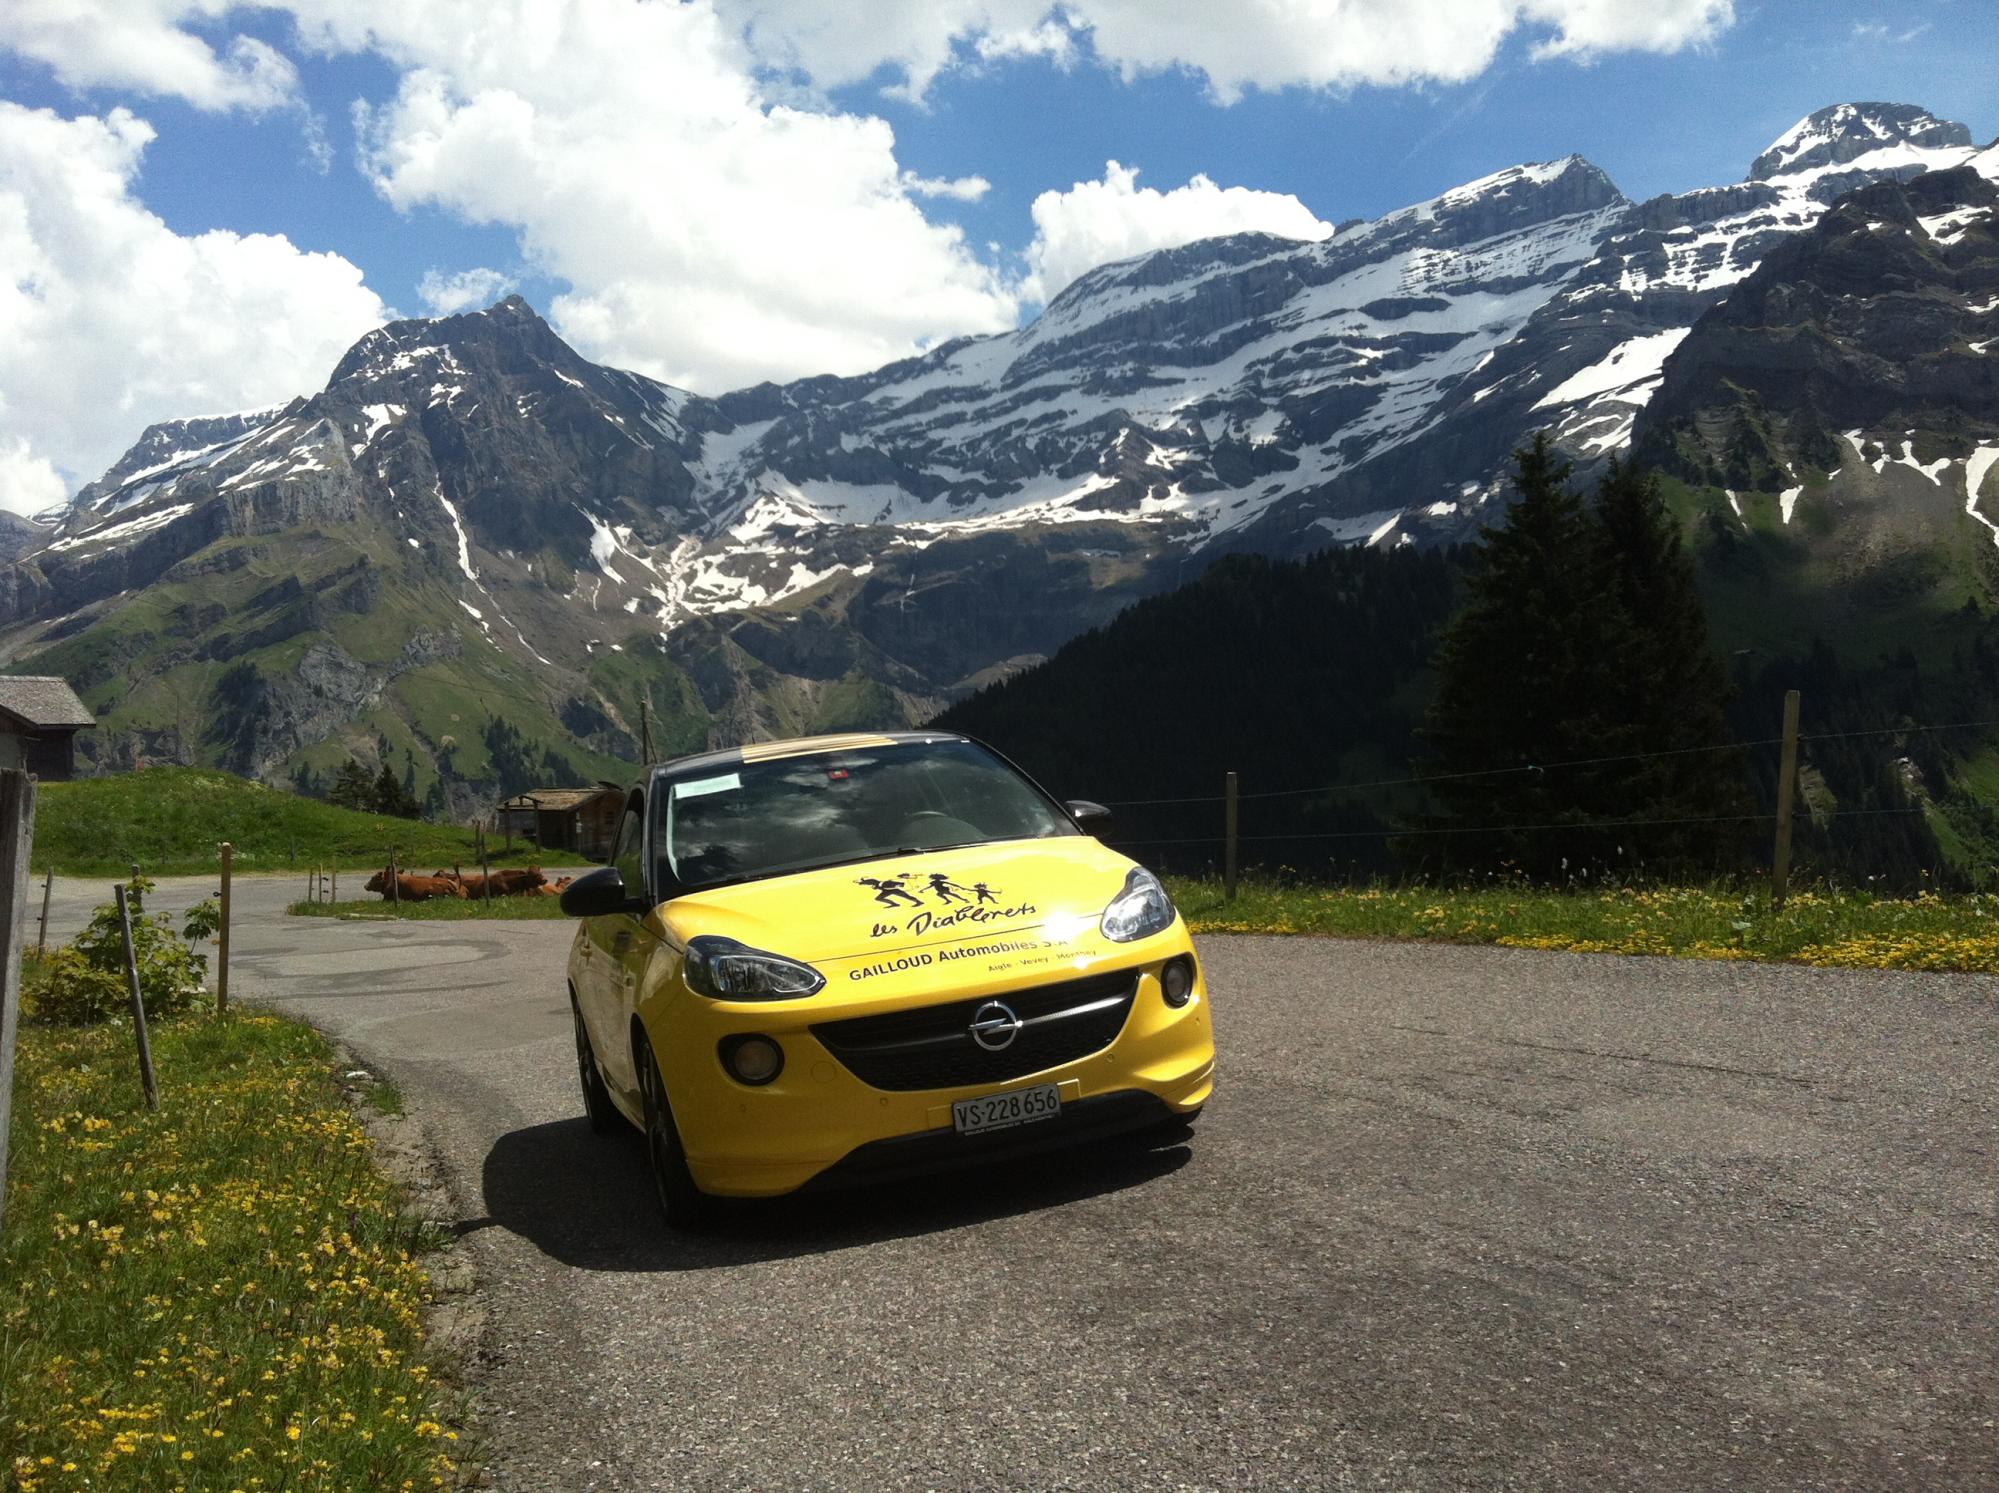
[{"x1": 25, "y1": 876, "x2": 215, "y2": 1025}]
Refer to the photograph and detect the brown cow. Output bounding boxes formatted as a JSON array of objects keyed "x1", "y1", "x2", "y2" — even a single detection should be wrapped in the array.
[
  {"x1": 452, "y1": 866, "x2": 550, "y2": 899},
  {"x1": 485, "y1": 866, "x2": 548, "y2": 897},
  {"x1": 363, "y1": 868, "x2": 466, "y2": 902}
]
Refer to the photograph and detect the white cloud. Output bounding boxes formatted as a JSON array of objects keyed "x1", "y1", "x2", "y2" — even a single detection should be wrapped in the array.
[
  {"x1": 736, "y1": 0, "x2": 1736, "y2": 103},
  {"x1": 0, "y1": 1, "x2": 299, "y2": 112},
  {"x1": 0, "y1": 102, "x2": 388, "y2": 510},
  {"x1": 1522, "y1": 0, "x2": 1735, "y2": 61},
  {"x1": 1025, "y1": 161, "x2": 1333, "y2": 303},
  {"x1": 0, "y1": 0, "x2": 1736, "y2": 490},
  {"x1": 0, "y1": 438, "x2": 68, "y2": 518},
  {"x1": 322, "y1": 1, "x2": 1018, "y2": 392},
  {"x1": 300, "y1": 109, "x2": 334, "y2": 173},
  {"x1": 418, "y1": 266, "x2": 517, "y2": 316},
  {"x1": 902, "y1": 171, "x2": 993, "y2": 201}
]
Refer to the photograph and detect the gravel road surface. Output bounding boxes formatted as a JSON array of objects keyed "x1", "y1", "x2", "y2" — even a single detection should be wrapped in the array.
[{"x1": 42, "y1": 875, "x2": 1998, "y2": 1490}]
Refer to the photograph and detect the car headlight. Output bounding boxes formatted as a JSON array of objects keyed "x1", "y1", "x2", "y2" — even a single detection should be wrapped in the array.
[
  {"x1": 683, "y1": 936, "x2": 826, "y2": 1000},
  {"x1": 1100, "y1": 867, "x2": 1176, "y2": 943}
]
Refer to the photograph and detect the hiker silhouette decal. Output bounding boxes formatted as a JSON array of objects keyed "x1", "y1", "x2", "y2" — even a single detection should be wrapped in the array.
[
  {"x1": 857, "y1": 869, "x2": 999, "y2": 910},
  {"x1": 857, "y1": 874, "x2": 925, "y2": 908}
]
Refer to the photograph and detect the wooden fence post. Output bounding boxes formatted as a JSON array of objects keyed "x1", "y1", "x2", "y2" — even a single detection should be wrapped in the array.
[
  {"x1": 1224, "y1": 770, "x2": 1240, "y2": 904},
  {"x1": 216, "y1": 842, "x2": 232, "y2": 1014},
  {"x1": 389, "y1": 846, "x2": 400, "y2": 912},
  {"x1": 36, "y1": 865, "x2": 52, "y2": 953},
  {"x1": 1772, "y1": 689, "x2": 1802, "y2": 909},
  {"x1": 0, "y1": 770, "x2": 39, "y2": 1235},
  {"x1": 481, "y1": 848, "x2": 491, "y2": 904},
  {"x1": 114, "y1": 884, "x2": 159, "y2": 1111},
  {"x1": 331, "y1": 868, "x2": 337, "y2": 905}
]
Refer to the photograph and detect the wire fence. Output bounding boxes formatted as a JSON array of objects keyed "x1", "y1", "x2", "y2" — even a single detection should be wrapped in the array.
[
  {"x1": 1076, "y1": 699, "x2": 1991, "y2": 896},
  {"x1": 1108, "y1": 805, "x2": 1929, "y2": 850},
  {"x1": 1091, "y1": 717, "x2": 1999, "y2": 812}
]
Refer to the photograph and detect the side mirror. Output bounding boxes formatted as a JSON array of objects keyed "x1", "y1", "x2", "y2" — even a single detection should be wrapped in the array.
[
  {"x1": 560, "y1": 865, "x2": 645, "y2": 917},
  {"x1": 1065, "y1": 799, "x2": 1113, "y2": 832}
]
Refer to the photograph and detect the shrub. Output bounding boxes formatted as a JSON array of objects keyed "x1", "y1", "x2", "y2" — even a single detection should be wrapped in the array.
[{"x1": 25, "y1": 875, "x2": 215, "y2": 1025}]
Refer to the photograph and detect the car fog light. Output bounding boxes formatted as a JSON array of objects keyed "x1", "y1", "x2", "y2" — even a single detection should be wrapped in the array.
[
  {"x1": 721, "y1": 1035, "x2": 784, "y2": 1086},
  {"x1": 1160, "y1": 956, "x2": 1196, "y2": 1008}
]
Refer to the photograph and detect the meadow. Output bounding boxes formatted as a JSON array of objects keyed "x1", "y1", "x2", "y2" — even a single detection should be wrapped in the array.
[
  {"x1": 33, "y1": 767, "x2": 585, "y2": 878},
  {"x1": 2, "y1": 1012, "x2": 464, "y2": 1491},
  {"x1": 1168, "y1": 876, "x2": 1999, "y2": 974}
]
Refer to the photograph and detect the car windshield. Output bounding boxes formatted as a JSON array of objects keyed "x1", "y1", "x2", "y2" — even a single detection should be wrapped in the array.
[{"x1": 653, "y1": 739, "x2": 1078, "y2": 892}]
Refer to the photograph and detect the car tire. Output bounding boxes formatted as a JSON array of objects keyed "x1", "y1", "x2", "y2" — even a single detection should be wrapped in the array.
[
  {"x1": 572, "y1": 995, "x2": 621, "y2": 1136},
  {"x1": 635, "y1": 1032, "x2": 718, "y2": 1231}
]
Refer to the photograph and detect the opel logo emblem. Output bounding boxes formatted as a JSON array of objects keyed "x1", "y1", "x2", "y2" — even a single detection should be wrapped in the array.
[{"x1": 969, "y1": 1000, "x2": 1023, "y2": 1052}]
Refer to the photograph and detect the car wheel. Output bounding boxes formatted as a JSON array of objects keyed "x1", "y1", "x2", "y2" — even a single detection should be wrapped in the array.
[
  {"x1": 572, "y1": 995, "x2": 621, "y2": 1135},
  {"x1": 635, "y1": 1033, "x2": 718, "y2": 1231}
]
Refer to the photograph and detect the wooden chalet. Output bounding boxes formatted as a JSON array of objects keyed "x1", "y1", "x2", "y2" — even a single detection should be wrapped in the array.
[
  {"x1": 498, "y1": 784, "x2": 625, "y2": 861},
  {"x1": 0, "y1": 676, "x2": 94, "y2": 781}
]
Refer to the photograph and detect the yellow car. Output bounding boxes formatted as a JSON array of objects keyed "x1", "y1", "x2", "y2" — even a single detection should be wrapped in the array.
[{"x1": 561, "y1": 730, "x2": 1215, "y2": 1227}]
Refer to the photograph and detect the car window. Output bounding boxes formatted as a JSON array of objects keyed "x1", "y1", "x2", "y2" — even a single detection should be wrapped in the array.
[
  {"x1": 611, "y1": 795, "x2": 646, "y2": 902},
  {"x1": 654, "y1": 740, "x2": 1075, "y2": 892}
]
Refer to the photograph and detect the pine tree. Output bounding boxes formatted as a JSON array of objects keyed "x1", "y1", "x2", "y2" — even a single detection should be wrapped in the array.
[
  {"x1": 1591, "y1": 457, "x2": 1752, "y2": 869},
  {"x1": 327, "y1": 758, "x2": 375, "y2": 811},
  {"x1": 1420, "y1": 436, "x2": 1750, "y2": 878},
  {"x1": 371, "y1": 760, "x2": 421, "y2": 820},
  {"x1": 1421, "y1": 434, "x2": 1634, "y2": 874}
]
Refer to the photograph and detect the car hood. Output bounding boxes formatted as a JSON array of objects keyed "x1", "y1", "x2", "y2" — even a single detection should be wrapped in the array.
[{"x1": 652, "y1": 837, "x2": 1149, "y2": 982}]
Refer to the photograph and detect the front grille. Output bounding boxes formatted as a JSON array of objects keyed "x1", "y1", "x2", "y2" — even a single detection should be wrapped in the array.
[{"x1": 811, "y1": 969, "x2": 1139, "y2": 1092}]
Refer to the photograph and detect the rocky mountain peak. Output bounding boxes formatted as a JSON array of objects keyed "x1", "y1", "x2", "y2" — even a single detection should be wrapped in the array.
[
  {"x1": 325, "y1": 294, "x2": 578, "y2": 390},
  {"x1": 1750, "y1": 102, "x2": 1972, "y2": 181},
  {"x1": 1365, "y1": 154, "x2": 1625, "y2": 250}
]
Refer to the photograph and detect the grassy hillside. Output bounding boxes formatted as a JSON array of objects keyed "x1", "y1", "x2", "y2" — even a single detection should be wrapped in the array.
[
  {"x1": 32, "y1": 767, "x2": 589, "y2": 877},
  {"x1": 1, "y1": 521, "x2": 641, "y2": 816}
]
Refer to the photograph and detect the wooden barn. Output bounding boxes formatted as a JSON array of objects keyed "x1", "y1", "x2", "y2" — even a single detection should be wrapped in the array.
[
  {"x1": 497, "y1": 784, "x2": 625, "y2": 861},
  {"x1": 0, "y1": 676, "x2": 94, "y2": 781}
]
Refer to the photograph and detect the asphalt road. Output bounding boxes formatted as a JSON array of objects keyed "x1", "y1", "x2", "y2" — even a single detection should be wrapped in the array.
[{"x1": 43, "y1": 874, "x2": 1999, "y2": 1490}]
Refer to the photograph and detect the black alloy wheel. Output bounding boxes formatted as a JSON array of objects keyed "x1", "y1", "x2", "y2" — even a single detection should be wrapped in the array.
[
  {"x1": 572, "y1": 994, "x2": 621, "y2": 1136},
  {"x1": 635, "y1": 1033, "x2": 717, "y2": 1231}
]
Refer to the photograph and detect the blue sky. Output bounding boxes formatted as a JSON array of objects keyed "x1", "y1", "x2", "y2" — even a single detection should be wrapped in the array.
[{"x1": 0, "y1": 0, "x2": 1992, "y2": 506}]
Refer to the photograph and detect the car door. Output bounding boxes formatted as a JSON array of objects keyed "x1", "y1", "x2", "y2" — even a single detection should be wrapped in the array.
[
  {"x1": 579, "y1": 791, "x2": 646, "y2": 1093},
  {"x1": 598, "y1": 790, "x2": 662, "y2": 1099}
]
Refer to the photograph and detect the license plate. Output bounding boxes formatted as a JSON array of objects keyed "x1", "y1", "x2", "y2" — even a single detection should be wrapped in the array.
[{"x1": 952, "y1": 1083, "x2": 1061, "y2": 1135}]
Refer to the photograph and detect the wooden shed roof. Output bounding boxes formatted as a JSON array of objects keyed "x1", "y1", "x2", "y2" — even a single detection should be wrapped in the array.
[
  {"x1": 0, "y1": 676, "x2": 94, "y2": 730},
  {"x1": 501, "y1": 785, "x2": 624, "y2": 812}
]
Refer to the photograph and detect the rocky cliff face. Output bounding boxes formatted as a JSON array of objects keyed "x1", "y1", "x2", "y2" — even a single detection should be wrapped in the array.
[
  {"x1": 3, "y1": 103, "x2": 1993, "y2": 790},
  {"x1": 1624, "y1": 153, "x2": 1999, "y2": 650}
]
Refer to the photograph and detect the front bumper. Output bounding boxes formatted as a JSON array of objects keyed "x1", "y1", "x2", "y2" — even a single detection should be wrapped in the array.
[
  {"x1": 800, "y1": 1089, "x2": 1191, "y2": 1192},
  {"x1": 652, "y1": 952, "x2": 1215, "y2": 1197}
]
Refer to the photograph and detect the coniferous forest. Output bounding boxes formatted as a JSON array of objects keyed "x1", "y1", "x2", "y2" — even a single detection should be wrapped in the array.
[{"x1": 939, "y1": 439, "x2": 1997, "y2": 891}]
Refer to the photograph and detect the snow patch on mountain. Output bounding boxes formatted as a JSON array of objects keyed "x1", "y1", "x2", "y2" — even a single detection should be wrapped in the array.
[
  {"x1": 1535, "y1": 327, "x2": 1690, "y2": 410},
  {"x1": 46, "y1": 502, "x2": 195, "y2": 552}
]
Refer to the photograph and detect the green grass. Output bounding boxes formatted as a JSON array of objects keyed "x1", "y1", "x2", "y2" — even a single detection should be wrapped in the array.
[
  {"x1": 2, "y1": 1011, "x2": 465, "y2": 1491},
  {"x1": 1166, "y1": 876, "x2": 1999, "y2": 974},
  {"x1": 288, "y1": 896, "x2": 570, "y2": 921},
  {"x1": 362, "y1": 1078, "x2": 407, "y2": 1118},
  {"x1": 33, "y1": 767, "x2": 589, "y2": 878}
]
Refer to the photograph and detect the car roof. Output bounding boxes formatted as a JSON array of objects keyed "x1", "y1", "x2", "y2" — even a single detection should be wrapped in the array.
[{"x1": 641, "y1": 731, "x2": 971, "y2": 786}]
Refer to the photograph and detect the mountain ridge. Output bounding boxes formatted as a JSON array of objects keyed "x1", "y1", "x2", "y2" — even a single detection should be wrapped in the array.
[{"x1": 2, "y1": 99, "x2": 1992, "y2": 801}]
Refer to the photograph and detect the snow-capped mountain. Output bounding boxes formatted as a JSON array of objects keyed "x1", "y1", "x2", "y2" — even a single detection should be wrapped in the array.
[
  {"x1": 3, "y1": 101, "x2": 1994, "y2": 790},
  {"x1": 1628, "y1": 153, "x2": 1999, "y2": 636}
]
